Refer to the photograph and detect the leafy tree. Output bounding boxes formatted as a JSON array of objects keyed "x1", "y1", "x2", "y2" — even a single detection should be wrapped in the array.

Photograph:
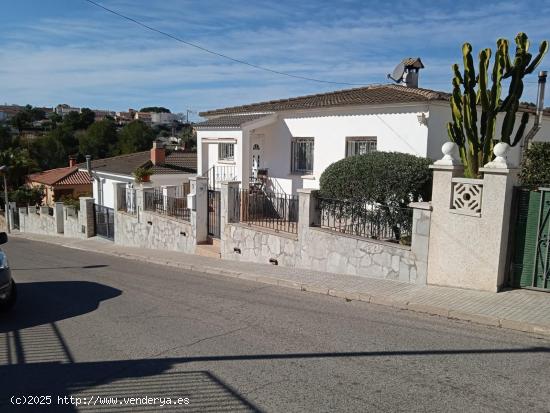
[
  {"x1": 79, "y1": 108, "x2": 96, "y2": 129},
  {"x1": 78, "y1": 119, "x2": 118, "y2": 159},
  {"x1": 118, "y1": 121, "x2": 155, "y2": 154},
  {"x1": 0, "y1": 125, "x2": 14, "y2": 151},
  {"x1": 0, "y1": 148, "x2": 36, "y2": 188},
  {"x1": 320, "y1": 152, "x2": 432, "y2": 206},
  {"x1": 179, "y1": 123, "x2": 196, "y2": 150},
  {"x1": 139, "y1": 106, "x2": 170, "y2": 113},
  {"x1": 9, "y1": 184, "x2": 45, "y2": 206},
  {"x1": 30, "y1": 133, "x2": 69, "y2": 170},
  {"x1": 519, "y1": 142, "x2": 550, "y2": 189}
]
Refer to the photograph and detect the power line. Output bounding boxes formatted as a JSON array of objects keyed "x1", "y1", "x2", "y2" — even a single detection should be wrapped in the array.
[{"x1": 83, "y1": 0, "x2": 366, "y2": 87}]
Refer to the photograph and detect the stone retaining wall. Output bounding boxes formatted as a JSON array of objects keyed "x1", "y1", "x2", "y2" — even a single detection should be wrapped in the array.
[
  {"x1": 18, "y1": 206, "x2": 58, "y2": 236},
  {"x1": 221, "y1": 186, "x2": 430, "y2": 285},
  {"x1": 115, "y1": 210, "x2": 195, "y2": 254},
  {"x1": 223, "y1": 223, "x2": 423, "y2": 284}
]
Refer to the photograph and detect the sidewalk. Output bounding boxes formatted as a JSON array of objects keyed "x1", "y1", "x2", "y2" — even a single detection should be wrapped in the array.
[{"x1": 12, "y1": 232, "x2": 550, "y2": 337}]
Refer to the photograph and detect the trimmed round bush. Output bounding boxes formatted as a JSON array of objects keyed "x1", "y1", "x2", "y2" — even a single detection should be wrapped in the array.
[{"x1": 319, "y1": 151, "x2": 432, "y2": 206}]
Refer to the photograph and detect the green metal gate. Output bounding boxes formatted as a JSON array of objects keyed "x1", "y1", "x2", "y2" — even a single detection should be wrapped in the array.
[{"x1": 510, "y1": 188, "x2": 550, "y2": 290}]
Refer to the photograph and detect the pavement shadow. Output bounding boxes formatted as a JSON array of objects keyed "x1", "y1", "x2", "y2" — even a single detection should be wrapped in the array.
[
  {"x1": 11, "y1": 265, "x2": 109, "y2": 271},
  {"x1": 0, "y1": 360, "x2": 262, "y2": 412},
  {"x1": 0, "y1": 281, "x2": 122, "y2": 333}
]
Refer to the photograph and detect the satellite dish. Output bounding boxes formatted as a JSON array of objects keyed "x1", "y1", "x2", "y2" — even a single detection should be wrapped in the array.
[{"x1": 387, "y1": 61, "x2": 405, "y2": 83}]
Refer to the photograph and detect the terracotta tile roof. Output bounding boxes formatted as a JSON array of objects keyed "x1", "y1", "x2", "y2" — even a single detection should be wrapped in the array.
[
  {"x1": 27, "y1": 167, "x2": 92, "y2": 186},
  {"x1": 198, "y1": 84, "x2": 451, "y2": 117},
  {"x1": 79, "y1": 150, "x2": 197, "y2": 176},
  {"x1": 56, "y1": 170, "x2": 93, "y2": 186},
  {"x1": 194, "y1": 114, "x2": 273, "y2": 129}
]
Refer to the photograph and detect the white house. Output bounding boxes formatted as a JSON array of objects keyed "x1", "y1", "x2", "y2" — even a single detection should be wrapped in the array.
[
  {"x1": 195, "y1": 83, "x2": 550, "y2": 194},
  {"x1": 80, "y1": 142, "x2": 197, "y2": 209}
]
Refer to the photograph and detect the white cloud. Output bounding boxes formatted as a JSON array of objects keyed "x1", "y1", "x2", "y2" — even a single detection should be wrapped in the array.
[{"x1": 0, "y1": 0, "x2": 547, "y2": 112}]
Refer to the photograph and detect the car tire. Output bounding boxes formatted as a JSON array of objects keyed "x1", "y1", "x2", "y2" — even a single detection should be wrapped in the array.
[{"x1": 0, "y1": 281, "x2": 16, "y2": 312}]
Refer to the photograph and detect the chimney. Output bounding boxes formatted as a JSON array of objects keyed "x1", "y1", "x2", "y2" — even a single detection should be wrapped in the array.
[
  {"x1": 69, "y1": 156, "x2": 77, "y2": 168},
  {"x1": 85, "y1": 155, "x2": 92, "y2": 176},
  {"x1": 151, "y1": 141, "x2": 165, "y2": 165},
  {"x1": 388, "y1": 58, "x2": 424, "y2": 88}
]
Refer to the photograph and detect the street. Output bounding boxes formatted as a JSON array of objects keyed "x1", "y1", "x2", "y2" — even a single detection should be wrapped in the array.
[{"x1": 1, "y1": 237, "x2": 549, "y2": 412}]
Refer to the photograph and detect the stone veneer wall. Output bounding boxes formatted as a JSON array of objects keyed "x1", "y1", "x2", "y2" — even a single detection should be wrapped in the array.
[
  {"x1": 223, "y1": 224, "x2": 425, "y2": 284},
  {"x1": 18, "y1": 206, "x2": 58, "y2": 236},
  {"x1": 63, "y1": 206, "x2": 86, "y2": 239},
  {"x1": 115, "y1": 210, "x2": 195, "y2": 253},
  {"x1": 221, "y1": 187, "x2": 431, "y2": 285}
]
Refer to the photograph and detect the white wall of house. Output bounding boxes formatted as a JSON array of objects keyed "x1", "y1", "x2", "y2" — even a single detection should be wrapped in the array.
[
  {"x1": 243, "y1": 104, "x2": 430, "y2": 193},
  {"x1": 197, "y1": 102, "x2": 550, "y2": 195},
  {"x1": 91, "y1": 172, "x2": 192, "y2": 209},
  {"x1": 196, "y1": 129, "x2": 243, "y2": 182}
]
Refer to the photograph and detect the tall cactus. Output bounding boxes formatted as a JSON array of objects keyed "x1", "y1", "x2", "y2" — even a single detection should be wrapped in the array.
[{"x1": 447, "y1": 32, "x2": 548, "y2": 177}]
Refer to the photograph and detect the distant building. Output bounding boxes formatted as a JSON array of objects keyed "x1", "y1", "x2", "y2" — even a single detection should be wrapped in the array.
[
  {"x1": 55, "y1": 104, "x2": 81, "y2": 117},
  {"x1": 115, "y1": 109, "x2": 136, "y2": 125},
  {"x1": 150, "y1": 112, "x2": 181, "y2": 125},
  {"x1": 93, "y1": 109, "x2": 116, "y2": 121},
  {"x1": 134, "y1": 112, "x2": 152, "y2": 126},
  {"x1": 26, "y1": 157, "x2": 92, "y2": 206}
]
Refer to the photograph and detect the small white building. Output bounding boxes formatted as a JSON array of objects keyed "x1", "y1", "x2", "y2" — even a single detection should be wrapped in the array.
[
  {"x1": 80, "y1": 143, "x2": 197, "y2": 209},
  {"x1": 196, "y1": 83, "x2": 550, "y2": 194}
]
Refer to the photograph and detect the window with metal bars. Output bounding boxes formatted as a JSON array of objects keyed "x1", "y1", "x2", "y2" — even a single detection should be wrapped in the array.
[
  {"x1": 218, "y1": 143, "x2": 235, "y2": 161},
  {"x1": 346, "y1": 136, "x2": 377, "y2": 157},
  {"x1": 291, "y1": 137, "x2": 314, "y2": 174}
]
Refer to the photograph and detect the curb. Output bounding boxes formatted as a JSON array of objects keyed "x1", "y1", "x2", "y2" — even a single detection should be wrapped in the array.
[{"x1": 12, "y1": 233, "x2": 550, "y2": 337}]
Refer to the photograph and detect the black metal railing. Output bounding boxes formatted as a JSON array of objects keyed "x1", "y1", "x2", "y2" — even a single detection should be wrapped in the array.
[
  {"x1": 240, "y1": 190, "x2": 299, "y2": 234},
  {"x1": 144, "y1": 186, "x2": 190, "y2": 221},
  {"x1": 317, "y1": 198, "x2": 413, "y2": 244},
  {"x1": 207, "y1": 189, "x2": 221, "y2": 238},
  {"x1": 117, "y1": 187, "x2": 137, "y2": 215}
]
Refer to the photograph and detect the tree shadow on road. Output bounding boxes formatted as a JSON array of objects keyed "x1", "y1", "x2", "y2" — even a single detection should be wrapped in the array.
[{"x1": 0, "y1": 281, "x2": 122, "y2": 333}]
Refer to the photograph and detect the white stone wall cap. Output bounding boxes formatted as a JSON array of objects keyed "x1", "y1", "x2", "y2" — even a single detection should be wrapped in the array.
[
  {"x1": 479, "y1": 167, "x2": 519, "y2": 174},
  {"x1": 429, "y1": 164, "x2": 464, "y2": 171},
  {"x1": 408, "y1": 201, "x2": 432, "y2": 210},
  {"x1": 296, "y1": 188, "x2": 318, "y2": 194}
]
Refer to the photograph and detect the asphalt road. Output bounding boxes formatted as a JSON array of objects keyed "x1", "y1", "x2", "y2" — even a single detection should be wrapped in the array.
[{"x1": 1, "y1": 237, "x2": 549, "y2": 412}]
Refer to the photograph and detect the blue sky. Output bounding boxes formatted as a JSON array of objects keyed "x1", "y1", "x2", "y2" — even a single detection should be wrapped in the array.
[{"x1": 1, "y1": 0, "x2": 548, "y2": 119}]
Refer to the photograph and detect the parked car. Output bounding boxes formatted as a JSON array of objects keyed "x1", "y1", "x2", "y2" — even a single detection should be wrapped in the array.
[{"x1": 0, "y1": 232, "x2": 15, "y2": 311}]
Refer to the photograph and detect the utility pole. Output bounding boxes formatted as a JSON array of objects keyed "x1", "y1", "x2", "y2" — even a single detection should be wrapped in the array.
[{"x1": 0, "y1": 166, "x2": 10, "y2": 234}]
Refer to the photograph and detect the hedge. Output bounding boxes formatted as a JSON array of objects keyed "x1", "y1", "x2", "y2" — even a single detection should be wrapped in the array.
[
  {"x1": 319, "y1": 152, "x2": 432, "y2": 206},
  {"x1": 519, "y1": 142, "x2": 550, "y2": 190}
]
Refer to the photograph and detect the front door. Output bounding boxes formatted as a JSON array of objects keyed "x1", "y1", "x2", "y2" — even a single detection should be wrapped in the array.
[{"x1": 250, "y1": 135, "x2": 264, "y2": 180}]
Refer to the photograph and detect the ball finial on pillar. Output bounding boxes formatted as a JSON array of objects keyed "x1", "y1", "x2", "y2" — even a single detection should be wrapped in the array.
[{"x1": 434, "y1": 142, "x2": 461, "y2": 166}]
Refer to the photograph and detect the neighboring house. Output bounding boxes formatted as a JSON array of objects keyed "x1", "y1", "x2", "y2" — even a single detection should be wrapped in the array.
[
  {"x1": 26, "y1": 158, "x2": 92, "y2": 206},
  {"x1": 115, "y1": 109, "x2": 136, "y2": 125},
  {"x1": 151, "y1": 112, "x2": 182, "y2": 125},
  {"x1": 93, "y1": 109, "x2": 116, "y2": 121},
  {"x1": 54, "y1": 104, "x2": 81, "y2": 117},
  {"x1": 80, "y1": 142, "x2": 197, "y2": 209},
  {"x1": 196, "y1": 79, "x2": 550, "y2": 194},
  {"x1": 134, "y1": 112, "x2": 153, "y2": 126}
]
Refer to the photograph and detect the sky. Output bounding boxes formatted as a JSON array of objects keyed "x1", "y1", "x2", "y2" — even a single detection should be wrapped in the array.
[{"x1": 0, "y1": 0, "x2": 549, "y2": 120}]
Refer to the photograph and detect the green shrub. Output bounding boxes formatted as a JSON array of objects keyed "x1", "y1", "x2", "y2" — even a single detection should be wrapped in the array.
[
  {"x1": 133, "y1": 166, "x2": 154, "y2": 183},
  {"x1": 60, "y1": 195, "x2": 81, "y2": 211},
  {"x1": 319, "y1": 152, "x2": 432, "y2": 206},
  {"x1": 519, "y1": 142, "x2": 550, "y2": 190},
  {"x1": 8, "y1": 185, "x2": 45, "y2": 206}
]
